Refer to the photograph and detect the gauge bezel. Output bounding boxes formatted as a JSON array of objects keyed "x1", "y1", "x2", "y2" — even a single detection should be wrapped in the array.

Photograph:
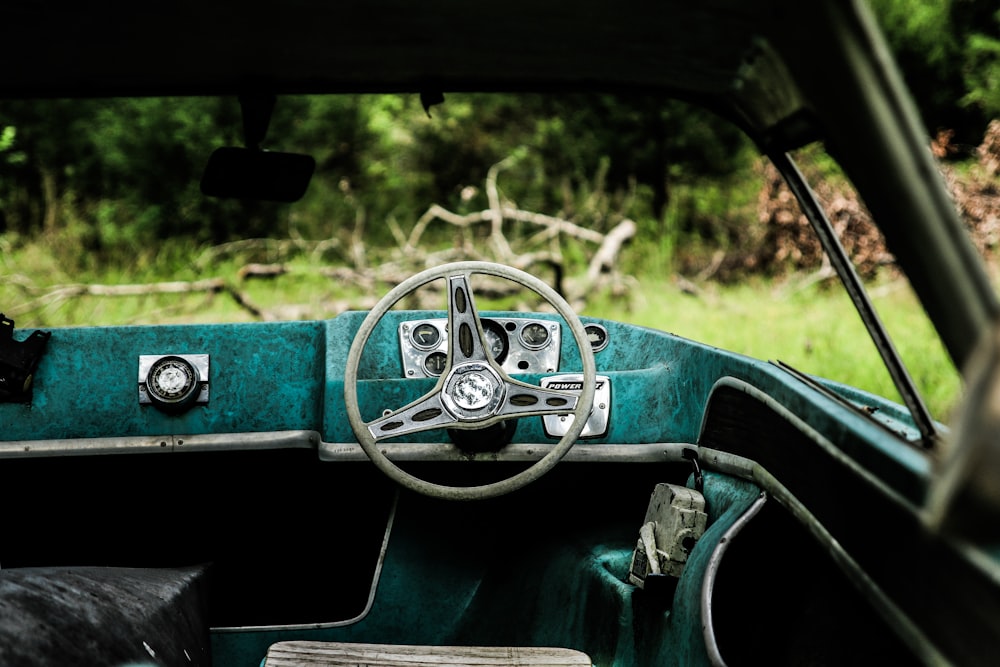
[
  {"x1": 518, "y1": 321, "x2": 552, "y2": 350},
  {"x1": 423, "y1": 351, "x2": 448, "y2": 377},
  {"x1": 480, "y1": 318, "x2": 510, "y2": 365},
  {"x1": 409, "y1": 322, "x2": 442, "y2": 351},
  {"x1": 138, "y1": 353, "x2": 210, "y2": 412},
  {"x1": 144, "y1": 355, "x2": 200, "y2": 411},
  {"x1": 584, "y1": 323, "x2": 610, "y2": 352}
]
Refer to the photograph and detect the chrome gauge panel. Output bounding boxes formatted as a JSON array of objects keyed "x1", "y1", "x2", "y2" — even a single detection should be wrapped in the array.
[
  {"x1": 399, "y1": 317, "x2": 561, "y2": 378},
  {"x1": 541, "y1": 374, "x2": 611, "y2": 439}
]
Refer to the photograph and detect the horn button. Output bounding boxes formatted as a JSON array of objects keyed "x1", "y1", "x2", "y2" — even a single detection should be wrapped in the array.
[{"x1": 441, "y1": 362, "x2": 506, "y2": 420}]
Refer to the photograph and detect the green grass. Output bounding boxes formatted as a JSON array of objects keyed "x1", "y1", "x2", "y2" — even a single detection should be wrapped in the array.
[
  {"x1": 0, "y1": 238, "x2": 962, "y2": 421},
  {"x1": 581, "y1": 274, "x2": 961, "y2": 422}
]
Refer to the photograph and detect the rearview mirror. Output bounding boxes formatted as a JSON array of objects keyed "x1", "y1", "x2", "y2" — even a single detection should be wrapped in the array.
[{"x1": 200, "y1": 147, "x2": 315, "y2": 202}]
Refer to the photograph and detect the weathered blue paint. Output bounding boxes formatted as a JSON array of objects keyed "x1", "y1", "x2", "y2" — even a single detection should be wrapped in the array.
[
  {"x1": 2, "y1": 312, "x2": 927, "y2": 506},
  {"x1": 1, "y1": 322, "x2": 326, "y2": 440}
]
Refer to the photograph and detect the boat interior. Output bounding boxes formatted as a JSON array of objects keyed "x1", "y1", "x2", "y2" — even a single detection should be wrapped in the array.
[
  {"x1": 1, "y1": 296, "x2": 993, "y2": 665},
  {"x1": 3, "y1": 1, "x2": 1000, "y2": 666}
]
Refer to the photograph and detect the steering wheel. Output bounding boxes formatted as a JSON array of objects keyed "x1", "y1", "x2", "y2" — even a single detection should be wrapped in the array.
[{"x1": 344, "y1": 261, "x2": 596, "y2": 500}]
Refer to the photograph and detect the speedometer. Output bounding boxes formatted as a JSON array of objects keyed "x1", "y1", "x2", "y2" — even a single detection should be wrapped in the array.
[{"x1": 481, "y1": 319, "x2": 509, "y2": 365}]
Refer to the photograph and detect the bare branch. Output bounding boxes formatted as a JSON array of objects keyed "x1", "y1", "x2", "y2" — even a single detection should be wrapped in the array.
[
  {"x1": 238, "y1": 264, "x2": 287, "y2": 281},
  {"x1": 586, "y1": 219, "x2": 636, "y2": 283},
  {"x1": 13, "y1": 159, "x2": 638, "y2": 322}
]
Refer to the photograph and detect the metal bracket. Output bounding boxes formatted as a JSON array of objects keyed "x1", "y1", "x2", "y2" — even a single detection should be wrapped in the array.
[
  {"x1": 0, "y1": 314, "x2": 50, "y2": 403},
  {"x1": 540, "y1": 375, "x2": 611, "y2": 438},
  {"x1": 628, "y1": 483, "x2": 708, "y2": 590}
]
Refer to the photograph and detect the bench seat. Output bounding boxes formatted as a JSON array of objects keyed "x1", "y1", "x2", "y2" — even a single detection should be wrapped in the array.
[{"x1": 263, "y1": 641, "x2": 593, "y2": 666}]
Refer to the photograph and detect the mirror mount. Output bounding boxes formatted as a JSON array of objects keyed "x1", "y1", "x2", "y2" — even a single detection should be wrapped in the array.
[{"x1": 238, "y1": 92, "x2": 276, "y2": 150}]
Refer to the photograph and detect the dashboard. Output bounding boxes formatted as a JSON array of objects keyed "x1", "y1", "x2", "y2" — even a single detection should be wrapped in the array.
[{"x1": 0, "y1": 311, "x2": 720, "y2": 449}]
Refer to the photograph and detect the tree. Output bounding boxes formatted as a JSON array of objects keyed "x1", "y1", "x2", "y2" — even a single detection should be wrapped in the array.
[{"x1": 869, "y1": 0, "x2": 999, "y2": 150}]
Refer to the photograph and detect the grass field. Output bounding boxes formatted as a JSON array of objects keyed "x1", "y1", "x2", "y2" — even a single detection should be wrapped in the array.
[
  {"x1": 0, "y1": 239, "x2": 962, "y2": 421},
  {"x1": 584, "y1": 274, "x2": 961, "y2": 422}
]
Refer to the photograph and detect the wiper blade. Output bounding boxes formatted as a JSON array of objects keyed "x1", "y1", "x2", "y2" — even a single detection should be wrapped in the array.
[
  {"x1": 769, "y1": 151, "x2": 938, "y2": 448},
  {"x1": 771, "y1": 360, "x2": 931, "y2": 447}
]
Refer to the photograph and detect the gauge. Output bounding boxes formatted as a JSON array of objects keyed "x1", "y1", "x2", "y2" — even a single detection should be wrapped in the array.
[
  {"x1": 519, "y1": 322, "x2": 550, "y2": 349},
  {"x1": 481, "y1": 319, "x2": 509, "y2": 364},
  {"x1": 584, "y1": 323, "x2": 609, "y2": 352},
  {"x1": 145, "y1": 355, "x2": 200, "y2": 412},
  {"x1": 410, "y1": 322, "x2": 441, "y2": 349},
  {"x1": 423, "y1": 351, "x2": 448, "y2": 376}
]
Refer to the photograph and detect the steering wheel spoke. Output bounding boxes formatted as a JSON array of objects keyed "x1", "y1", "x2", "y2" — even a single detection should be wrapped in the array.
[
  {"x1": 500, "y1": 377, "x2": 580, "y2": 417},
  {"x1": 366, "y1": 392, "x2": 457, "y2": 441},
  {"x1": 446, "y1": 272, "x2": 492, "y2": 366}
]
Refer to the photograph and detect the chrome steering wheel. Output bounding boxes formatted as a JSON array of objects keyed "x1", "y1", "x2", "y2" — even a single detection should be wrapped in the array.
[{"x1": 344, "y1": 261, "x2": 596, "y2": 500}]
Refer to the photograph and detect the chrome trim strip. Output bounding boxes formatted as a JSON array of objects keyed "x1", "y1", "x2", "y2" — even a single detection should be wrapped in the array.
[
  {"x1": 701, "y1": 491, "x2": 768, "y2": 667},
  {"x1": 318, "y1": 441, "x2": 695, "y2": 463},
  {"x1": 212, "y1": 489, "x2": 400, "y2": 632},
  {"x1": 0, "y1": 430, "x2": 319, "y2": 458},
  {"x1": 0, "y1": 434, "x2": 695, "y2": 463}
]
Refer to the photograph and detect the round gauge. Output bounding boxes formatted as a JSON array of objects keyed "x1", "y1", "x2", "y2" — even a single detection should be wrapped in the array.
[
  {"x1": 145, "y1": 356, "x2": 200, "y2": 412},
  {"x1": 584, "y1": 323, "x2": 610, "y2": 352},
  {"x1": 423, "y1": 351, "x2": 448, "y2": 376},
  {"x1": 481, "y1": 319, "x2": 509, "y2": 364},
  {"x1": 410, "y1": 322, "x2": 441, "y2": 350},
  {"x1": 519, "y1": 322, "x2": 550, "y2": 349}
]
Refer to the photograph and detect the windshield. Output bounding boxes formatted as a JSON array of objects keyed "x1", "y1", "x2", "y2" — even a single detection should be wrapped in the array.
[{"x1": 0, "y1": 93, "x2": 965, "y2": 421}]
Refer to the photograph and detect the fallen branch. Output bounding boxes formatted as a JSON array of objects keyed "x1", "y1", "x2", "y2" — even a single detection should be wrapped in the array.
[
  {"x1": 238, "y1": 264, "x2": 287, "y2": 280},
  {"x1": 2, "y1": 277, "x2": 272, "y2": 321},
  {"x1": 586, "y1": 219, "x2": 636, "y2": 284},
  {"x1": 194, "y1": 237, "x2": 342, "y2": 268},
  {"x1": 10, "y1": 162, "x2": 639, "y2": 322},
  {"x1": 406, "y1": 205, "x2": 605, "y2": 252}
]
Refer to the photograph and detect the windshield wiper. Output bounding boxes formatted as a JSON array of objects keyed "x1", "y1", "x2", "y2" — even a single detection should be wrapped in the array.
[{"x1": 769, "y1": 151, "x2": 939, "y2": 449}]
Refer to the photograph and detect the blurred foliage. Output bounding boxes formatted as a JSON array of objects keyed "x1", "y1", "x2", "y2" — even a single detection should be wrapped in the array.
[
  {"x1": 868, "y1": 0, "x2": 1000, "y2": 149},
  {"x1": 961, "y1": 11, "x2": 1000, "y2": 120},
  {"x1": 0, "y1": 92, "x2": 754, "y2": 271}
]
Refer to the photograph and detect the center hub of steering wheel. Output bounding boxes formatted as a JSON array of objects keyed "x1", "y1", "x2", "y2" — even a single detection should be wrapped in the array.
[
  {"x1": 441, "y1": 362, "x2": 505, "y2": 421},
  {"x1": 452, "y1": 372, "x2": 495, "y2": 410}
]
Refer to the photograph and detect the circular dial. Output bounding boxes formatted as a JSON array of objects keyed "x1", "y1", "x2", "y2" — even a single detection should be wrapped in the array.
[
  {"x1": 410, "y1": 322, "x2": 441, "y2": 349},
  {"x1": 519, "y1": 322, "x2": 550, "y2": 349},
  {"x1": 584, "y1": 323, "x2": 610, "y2": 352},
  {"x1": 481, "y1": 318, "x2": 509, "y2": 364},
  {"x1": 423, "y1": 351, "x2": 448, "y2": 376},
  {"x1": 145, "y1": 356, "x2": 200, "y2": 412}
]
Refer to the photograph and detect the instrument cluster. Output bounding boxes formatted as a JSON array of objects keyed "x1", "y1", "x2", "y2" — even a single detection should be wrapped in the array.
[{"x1": 398, "y1": 317, "x2": 561, "y2": 378}]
